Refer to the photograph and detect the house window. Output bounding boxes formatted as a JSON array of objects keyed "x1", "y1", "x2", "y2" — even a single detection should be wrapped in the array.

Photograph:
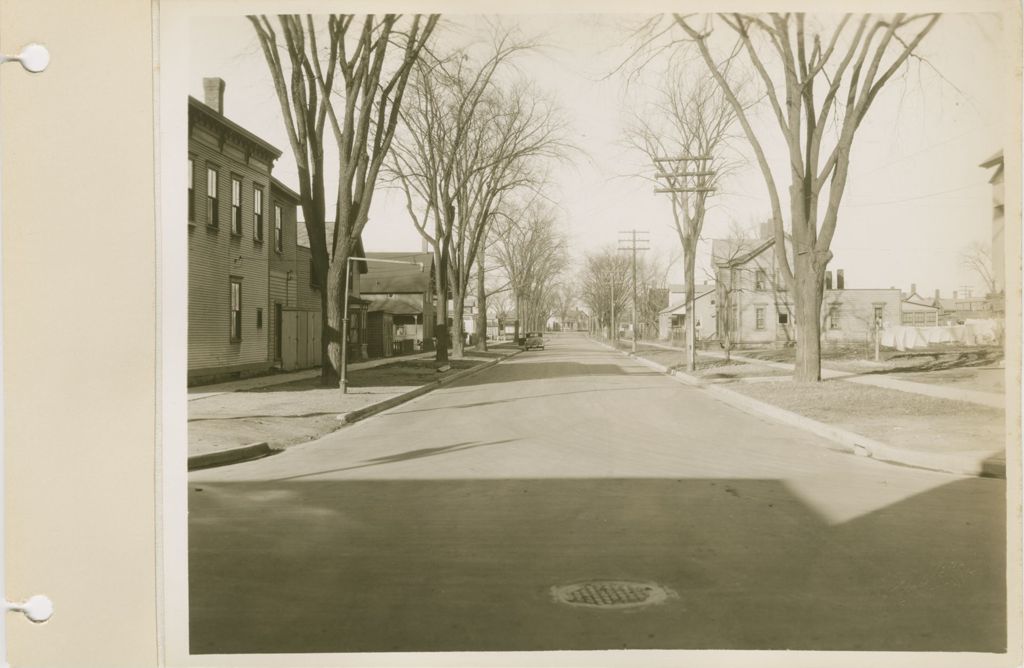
[
  {"x1": 778, "y1": 311, "x2": 789, "y2": 325},
  {"x1": 873, "y1": 305, "x2": 884, "y2": 326},
  {"x1": 829, "y1": 305, "x2": 841, "y2": 329},
  {"x1": 253, "y1": 188, "x2": 264, "y2": 241},
  {"x1": 229, "y1": 279, "x2": 242, "y2": 341},
  {"x1": 187, "y1": 157, "x2": 195, "y2": 222},
  {"x1": 206, "y1": 166, "x2": 219, "y2": 227},
  {"x1": 755, "y1": 307, "x2": 765, "y2": 330},
  {"x1": 310, "y1": 259, "x2": 320, "y2": 289},
  {"x1": 256, "y1": 307, "x2": 263, "y2": 329},
  {"x1": 274, "y1": 204, "x2": 283, "y2": 252},
  {"x1": 755, "y1": 269, "x2": 766, "y2": 290},
  {"x1": 231, "y1": 177, "x2": 242, "y2": 235}
]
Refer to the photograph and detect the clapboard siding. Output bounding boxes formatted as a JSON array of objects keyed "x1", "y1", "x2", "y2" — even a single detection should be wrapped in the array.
[
  {"x1": 188, "y1": 98, "x2": 278, "y2": 379},
  {"x1": 295, "y1": 246, "x2": 322, "y2": 311},
  {"x1": 269, "y1": 181, "x2": 321, "y2": 310}
]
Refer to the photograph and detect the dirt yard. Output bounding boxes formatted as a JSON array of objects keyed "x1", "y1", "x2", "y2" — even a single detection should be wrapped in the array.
[{"x1": 729, "y1": 378, "x2": 1005, "y2": 456}]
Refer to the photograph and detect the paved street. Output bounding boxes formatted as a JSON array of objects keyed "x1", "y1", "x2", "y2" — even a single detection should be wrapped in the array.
[{"x1": 188, "y1": 333, "x2": 1005, "y2": 654}]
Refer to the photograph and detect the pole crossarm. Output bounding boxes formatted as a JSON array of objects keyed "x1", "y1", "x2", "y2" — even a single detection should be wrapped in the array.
[
  {"x1": 655, "y1": 171, "x2": 716, "y2": 178},
  {"x1": 655, "y1": 186, "x2": 717, "y2": 193}
]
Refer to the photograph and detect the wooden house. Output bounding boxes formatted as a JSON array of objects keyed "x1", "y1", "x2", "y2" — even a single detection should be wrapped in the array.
[
  {"x1": 358, "y1": 252, "x2": 436, "y2": 353},
  {"x1": 187, "y1": 80, "x2": 277, "y2": 384},
  {"x1": 711, "y1": 226, "x2": 902, "y2": 347},
  {"x1": 187, "y1": 78, "x2": 367, "y2": 384}
]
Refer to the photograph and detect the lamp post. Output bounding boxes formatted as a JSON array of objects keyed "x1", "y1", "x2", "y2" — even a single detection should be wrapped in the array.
[{"x1": 341, "y1": 256, "x2": 423, "y2": 394}]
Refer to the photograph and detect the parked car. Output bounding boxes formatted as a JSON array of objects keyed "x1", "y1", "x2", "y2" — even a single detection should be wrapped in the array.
[{"x1": 524, "y1": 331, "x2": 545, "y2": 350}]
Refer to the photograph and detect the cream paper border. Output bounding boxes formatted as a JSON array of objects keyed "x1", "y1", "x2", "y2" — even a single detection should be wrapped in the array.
[
  {"x1": 1, "y1": 1, "x2": 159, "y2": 666},
  {"x1": 153, "y1": 0, "x2": 1020, "y2": 667}
]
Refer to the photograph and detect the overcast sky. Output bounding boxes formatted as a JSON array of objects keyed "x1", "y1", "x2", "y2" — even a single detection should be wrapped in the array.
[{"x1": 189, "y1": 12, "x2": 1010, "y2": 298}]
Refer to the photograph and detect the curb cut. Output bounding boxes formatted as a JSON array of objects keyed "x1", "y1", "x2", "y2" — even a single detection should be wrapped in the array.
[
  {"x1": 188, "y1": 441, "x2": 278, "y2": 471},
  {"x1": 340, "y1": 350, "x2": 522, "y2": 426},
  {"x1": 597, "y1": 339, "x2": 1005, "y2": 479}
]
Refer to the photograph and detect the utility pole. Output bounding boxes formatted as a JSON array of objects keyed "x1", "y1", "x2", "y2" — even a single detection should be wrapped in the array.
[
  {"x1": 618, "y1": 229, "x2": 650, "y2": 353},
  {"x1": 654, "y1": 155, "x2": 716, "y2": 371},
  {"x1": 610, "y1": 281, "x2": 615, "y2": 341}
]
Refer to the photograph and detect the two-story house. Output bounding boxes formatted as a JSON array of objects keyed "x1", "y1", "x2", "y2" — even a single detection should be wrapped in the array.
[
  {"x1": 712, "y1": 223, "x2": 902, "y2": 347},
  {"x1": 188, "y1": 78, "x2": 366, "y2": 384},
  {"x1": 188, "y1": 80, "x2": 277, "y2": 384}
]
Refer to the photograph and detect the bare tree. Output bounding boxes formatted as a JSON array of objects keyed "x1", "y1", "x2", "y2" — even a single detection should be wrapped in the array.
[
  {"x1": 959, "y1": 241, "x2": 997, "y2": 298},
  {"x1": 626, "y1": 63, "x2": 739, "y2": 370},
  {"x1": 579, "y1": 246, "x2": 632, "y2": 340},
  {"x1": 493, "y1": 203, "x2": 568, "y2": 338},
  {"x1": 671, "y1": 13, "x2": 940, "y2": 381},
  {"x1": 390, "y1": 31, "x2": 567, "y2": 363},
  {"x1": 487, "y1": 287, "x2": 514, "y2": 339},
  {"x1": 249, "y1": 14, "x2": 438, "y2": 385}
]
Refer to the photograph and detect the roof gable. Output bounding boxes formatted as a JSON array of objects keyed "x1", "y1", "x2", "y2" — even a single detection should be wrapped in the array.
[{"x1": 358, "y1": 252, "x2": 434, "y2": 294}]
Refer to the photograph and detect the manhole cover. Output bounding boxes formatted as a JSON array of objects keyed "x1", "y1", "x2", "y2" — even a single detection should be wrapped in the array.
[{"x1": 551, "y1": 580, "x2": 674, "y2": 609}]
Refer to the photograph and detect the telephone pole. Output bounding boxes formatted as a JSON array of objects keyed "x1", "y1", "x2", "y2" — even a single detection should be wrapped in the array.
[
  {"x1": 618, "y1": 229, "x2": 650, "y2": 353},
  {"x1": 653, "y1": 155, "x2": 716, "y2": 371},
  {"x1": 610, "y1": 281, "x2": 616, "y2": 341}
]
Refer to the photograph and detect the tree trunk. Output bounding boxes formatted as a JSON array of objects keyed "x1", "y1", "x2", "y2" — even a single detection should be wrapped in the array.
[
  {"x1": 326, "y1": 254, "x2": 348, "y2": 388},
  {"x1": 512, "y1": 295, "x2": 521, "y2": 342},
  {"x1": 683, "y1": 240, "x2": 697, "y2": 372},
  {"x1": 434, "y1": 293, "x2": 450, "y2": 366},
  {"x1": 475, "y1": 250, "x2": 487, "y2": 352},
  {"x1": 451, "y1": 288, "x2": 465, "y2": 359},
  {"x1": 319, "y1": 285, "x2": 336, "y2": 385},
  {"x1": 793, "y1": 257, "x2": 825, "y2": 382},
  {"x1": 434, "y1": 246, "x2": 451, "y2": 366},
  {"x1": 717, "y1": 278, "x2": 731, "y2": 363}
]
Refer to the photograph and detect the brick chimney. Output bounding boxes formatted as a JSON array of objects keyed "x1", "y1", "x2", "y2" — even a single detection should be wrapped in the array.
[
  {"x1": 836, "y1": 269, "x2": 845, "y2": 290},
  {"x1": 910, "y1": 283, "x2": 917, "y2": 296},
  {"x1": 934, "y1": 288, "x2": 940, "y2": 301},
  {"x1": 825, "y1": 270, "x2": 833, "y2": 290},
  {"x1": 203, "y1": 77, "x2": 225, "y2": 114}
]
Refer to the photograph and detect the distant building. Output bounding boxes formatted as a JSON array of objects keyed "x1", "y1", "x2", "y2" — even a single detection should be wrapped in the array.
[
  {"x1": 900, "y1": 284, "x2": 940, "y2": 326},
  {"x1": 657, "y1": 283, "x2": 717, "y2": 343}
]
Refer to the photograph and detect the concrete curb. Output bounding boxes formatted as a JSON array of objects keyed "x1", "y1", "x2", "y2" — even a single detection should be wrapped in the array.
[
  {"x1": 595, "y1": 339, "x2": 1006, "y2": 479},
  {"x1": 188, "y1": 442, "x2": 278, "y2": 471},
  {"x1": 341, "y1": 350, "x2": 522, "y2": 426}
]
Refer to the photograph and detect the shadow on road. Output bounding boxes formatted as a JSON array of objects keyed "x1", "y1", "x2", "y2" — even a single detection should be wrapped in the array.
[
  {"x1": 452, "y1": 360, "x2": 661, "y2": 388},
  {"x1": 272, "y1": 438, "x2": 520, "y2": 480},
  {"x1": 189, "y1": 475, "x2": 1005, "y2": 654}
]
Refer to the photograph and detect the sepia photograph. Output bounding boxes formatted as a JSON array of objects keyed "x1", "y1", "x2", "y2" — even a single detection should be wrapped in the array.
[{"x1": 163, "y1": 3, "x2": 1019, "y2": 662}]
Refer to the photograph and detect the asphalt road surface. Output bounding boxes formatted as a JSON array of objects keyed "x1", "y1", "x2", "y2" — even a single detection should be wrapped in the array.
[{"x1": 188, "y1": 333, "x2": 1006, "y2": 654}]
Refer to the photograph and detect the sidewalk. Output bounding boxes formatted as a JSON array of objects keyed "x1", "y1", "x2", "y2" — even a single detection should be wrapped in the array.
[
  {"x1": 188, "y1": 351, "x2": 435, "y2": 401},
  {"x1": 188, "y1": 345, "x2": 519, "y2": 470},
  {"x1": 600, "y1": 337, "x2": 1007, "y2": 478}
]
